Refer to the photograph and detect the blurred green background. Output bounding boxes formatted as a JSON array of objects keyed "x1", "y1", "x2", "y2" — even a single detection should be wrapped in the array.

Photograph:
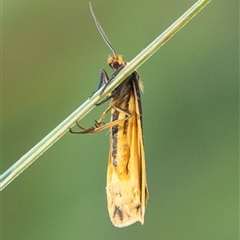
[{"x1": 1, "y1": 0, "x2": 238, "y2": 239}]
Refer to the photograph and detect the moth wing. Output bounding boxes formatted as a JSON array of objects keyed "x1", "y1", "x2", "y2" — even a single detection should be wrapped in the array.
[{"x1": 106, "y1": 73, "x2": 148, "y2": 227}]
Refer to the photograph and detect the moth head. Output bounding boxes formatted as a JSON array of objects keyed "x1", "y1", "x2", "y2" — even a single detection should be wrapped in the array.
[
  {"x1": 108, "y1": 55, "x2": 125, "y2": 70},
  {"x1": 90, "y1": 4, "x2": 125, "y2": 70}
]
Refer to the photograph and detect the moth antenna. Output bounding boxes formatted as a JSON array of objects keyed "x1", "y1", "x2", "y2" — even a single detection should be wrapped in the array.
[{"x1": 89, "y1": 2, "x2": 117, "y2": 56}]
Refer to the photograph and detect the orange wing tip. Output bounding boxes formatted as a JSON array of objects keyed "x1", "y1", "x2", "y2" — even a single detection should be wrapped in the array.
[
  {"x1": 110, "y1": 218, "x2": 144, "y2": 228},
  {"x1": 108, "y1": 203, "x2": 145, "y2": 228}
]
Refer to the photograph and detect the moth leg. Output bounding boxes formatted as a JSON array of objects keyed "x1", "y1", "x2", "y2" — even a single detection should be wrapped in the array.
[
  {"x1": 94, "y1": 102, "x2": 131, "y2": 127},
  {"x1": 88, "y1": 68, "x2": 109, "y2": 98},
  {"x1": 91, "y1": 106, "x2": 132, "y2": 133},
  {"x1": 100, "y1": 65, "x2": 125, "y2": 95},
  {"x1": 95, "y1": 65, "x2": 127, "y2": 105},
  {"x1": 70, "y1": 105, "x2": 132, "y2": 134},
  {"x1": 96, "y1": 95, "x2": 113, "y2": 106},
  {"x1": 94, "y1": 104, "x2": 114, "y2": 128},
  {"x1": 69, "y1": 122, "x2": 96, "y2": 134},
  {"x1": 69, "y1": 105, "x2": 113, "y2": 134}
]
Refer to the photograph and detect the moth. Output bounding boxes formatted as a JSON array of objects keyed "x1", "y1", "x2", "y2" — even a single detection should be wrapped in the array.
[{"x1": 70, "y1": 3, "x2": 149, "y2": 228}]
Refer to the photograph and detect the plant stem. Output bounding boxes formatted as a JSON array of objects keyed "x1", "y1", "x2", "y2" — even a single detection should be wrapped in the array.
[{"x1": 0, "y1": 0, "x2": 211, "y2": 191}]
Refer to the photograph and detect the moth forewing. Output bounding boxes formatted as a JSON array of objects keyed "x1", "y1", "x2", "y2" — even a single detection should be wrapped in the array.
[
  {"x1": 133, "y1": 76, "x2": 149, "y2": 221},
  {"x1": 106, "y1": 73, "x2": 148, "y2": 227}
]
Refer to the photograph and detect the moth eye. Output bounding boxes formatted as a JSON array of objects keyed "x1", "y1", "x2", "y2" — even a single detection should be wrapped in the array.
[{"x1": 112, "y1": 62, "x2": 119, "y2": 69}]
